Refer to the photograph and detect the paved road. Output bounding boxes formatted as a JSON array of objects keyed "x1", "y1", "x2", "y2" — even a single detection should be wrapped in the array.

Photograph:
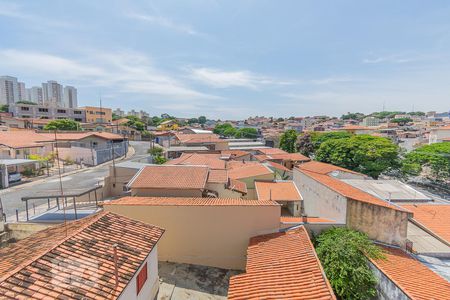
[{"x1": 0, "y1": 141, "x2": 149, "y2": 220}]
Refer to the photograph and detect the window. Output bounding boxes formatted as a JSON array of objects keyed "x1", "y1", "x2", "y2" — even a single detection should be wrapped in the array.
[
  {"x1": 57, "y1": 109, "x2": 66, "y2": 113},
  {"x1": 74, "y1": 110, "x2": 82, "y2": 114},
  {"x1": 20, "y1": 107, "x2": 29, "y2": 111},
  {"x1": 39, "y1": 108, "x2": 49, "y2": 112},
  {"x1": 136, "y1": 262, "x2": 148, "y2": 295}
]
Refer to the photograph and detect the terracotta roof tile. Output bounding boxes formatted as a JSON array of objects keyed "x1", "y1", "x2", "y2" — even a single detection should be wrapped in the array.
[
  {"x1": 268, "y1": 152, "x2": 311, "y2": 162},
  {"x1": 253, "y1": 154, "x2": 269, "y2": 162},
  {"x1": 129, "y1": 165, "x2": 209, "y2": 190},
  {"x1": 228, "y1": 227, "x2": 336, "y2": 300},
  {"x1": 0, "y1": 131, "x2": 51, "y2": 148},
  {"x1": 207, "y1": 169, "x2": 228, "y2": 183},
  {"x1": 265, "y1": 160, "x2": 290, "y2": 172},
  {"x1": 105, "y1": 196, "x2": 278, "y2": 206},
  {"x1": 255, "y1": 181, "x2": 302, "y2": 201},
  {"x1": 228, "y1": 164, "x2": 273, "y2": 180},
  {"x1": 297, "y1": 160, "x2": 363, "y2": 175},
  {"x1": 166, "y1": 153, "x2": 226, "y2": 169},
  {"x1": 401, "y1": 204, "x2": 450, "y2": 243},
  {"x1": 228, "y1": 179, "x2": 248, "y2": 194},
  {"x1": 227, "y1": 160, "x2": 261, "y2": 169},
  {"x1": 370, "y1": 246, "x2": 450, "y2": 300},
  {"x1": 0, "y1": 211, "x2": 164, "y2": 299},
  {"x1": 175, "y1": 133, "x2": 223, "y2": 144},
  {"x1": 221, "y1": 150, "x2": 250, "y2": 159},
  {"x1": 280, "y1": 216, "x2": 337, "y2": 224},
  {"x1": 257, "y1": 148, "x2": 287, "y2": 155}
]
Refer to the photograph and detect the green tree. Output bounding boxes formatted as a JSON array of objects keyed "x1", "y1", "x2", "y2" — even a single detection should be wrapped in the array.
[
  {"x1": 188, "y1": 118, "x2": 199, "y2": 124},
  {"x1": 341, "y1": 112, "x2": 365, "y2": 120},
  {"x1": 236, "y1": 127, "x2": 258, "y2": 138},
  {"x1": 148, "y1": 147, "x2": 164, "y2": 156},
  {"x1": 402, "y1": 142, "x2": 450, "y2": 181},
  {"x1": 153, "y1": 155, "x2": 167, "y2": 164},
  {"x1": 279, "y1": 130, "x2": 298, "y2": 153},
  {"x1": 213, "y1": 123, "x2": 234, "y2": 135},
  {"x1": 315, "y1": 135, "x2": 400, "y2": 178},
  {"x1": 390, "y1": 117, "x2": 413, "y2": 125},
  {"x1": 297, "y1": 133, "x2": 315, "y2": 157},
  {"x1": 0, "y1": 104, "x2": 8, "y2": 112},
  {"x1": 198, "y1": 116, "x2": 207, "y2": 124},
  {"x1": 112, "y1": 113, "x2": 121, "y2": 121},
  {"x1": 223, "y1": 127, "x2": 238, "y2": 137},
  {"x1": 16, "y1": 101, "x2": 37, "y2": 105},
  {"x1": 44, "y1": 119, "x2": 80, "y2": 131},
  {"x1": 311, "y1": 131, "x2": 353, "y2": 151},
  {"x1": 125, "y1": 116, "x2": 146, "y2": 131},
  {"x1": 315, "y1": 227, "x2": 384, "y2": 300}
]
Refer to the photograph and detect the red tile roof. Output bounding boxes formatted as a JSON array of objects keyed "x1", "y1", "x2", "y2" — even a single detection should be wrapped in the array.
[
  {"x1": 105, "y1": 196, "x2": 278, "y2": 206},
  {"x1": 280, "y1": 216, "x2": 337, "y2": 224},
  {"x1": 0, "y1": 211, "x2": 164, "y2": 299},
  {"x1": 297, "y1": 160, "x2": 363, "y2": 175},
  {"x1": 39, "y1": 131, "x2": 124, "y2": 141},
  {"x1": 228, "y1": 163, "x2": 273, "y2": 180},
  {"x1": 370, "y1": 246, "x2": 450, "y2": 300},
  {"x1": 268, "y1": 152, "x2": 310, "y2": 162},
  {"x1": 221, "y1": 150, "x2": 250, "y2": 159},
  {"x1": 257, "y1": 148, "x2": 287, "y2": 155},
  {"x1": 227, "y1": 160, "x2": 261, "y2": 169},
  {"x1": 175, "y1": 133, "x2": 223, "y2": 144},
  {"x1": 253, "y1": 154, "x2": 269, "y2": 162},
  {"x1": 401, "y1": 204, "x2": 450, "y2": 243},
  {"x1": 255, "y1": 181, "x2": 302, "y2": 201},
  {"x1": 207, "y1": 169, "x2": 228, "y2": 183},
  {"x1": 129, "y1": 165, "x2": 209, "y2": 190},
  {"x1": 0, "y1": 131, "x2": 51, "y2": 148},
  {"x1": 166, "y1": 153, "x2": 226, "y2": 169},
  {"x1": 228, "y1": 227, "x2": 336, "y2": 300},
  {"x1": 228, "y1": 179, "x2": 248, "y2": 194}
]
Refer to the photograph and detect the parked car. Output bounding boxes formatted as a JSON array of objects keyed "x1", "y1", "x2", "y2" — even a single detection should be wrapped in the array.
[{"x1": 8, "y1": 172, "x2": 21, "y2": 183}]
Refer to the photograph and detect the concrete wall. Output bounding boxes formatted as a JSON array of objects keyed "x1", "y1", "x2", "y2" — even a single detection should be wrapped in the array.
[
  {"x1": 293, "y1": 170, "x2": 347, "y2": 223},
  {"x1": 429, "y1": 129, "x2": 450, "y2": 144},
  {"x1": 6, "y1": 222, "x2": 55, "y2": 240},
  {"x1": 368, "y1": 261, "x2": 409, "y2": 300},
  {"x1": 130, "y1": 188, "x2": 203, "y2": 198},
  {"x1": 57, "y1": 146, "x2": 95, "y2": 165},
  {"x1": 107, "y1": 166, "x2": 139, "y2": 197},
  {"x1": 205, "y1": 182, "x2": 245, "y2": 198},
  {"x1": 105, "y1": 204, "x2": 280, "y2": 270},
  {"x1": 118, "y1": 246, "x2": 160, "y2": 300},
  {"x1": 346, "y1": 199, "x2": 409, "y2": 247}
]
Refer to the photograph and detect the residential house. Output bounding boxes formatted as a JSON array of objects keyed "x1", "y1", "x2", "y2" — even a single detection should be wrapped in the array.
[
  {"x1": 0, "y1": 130, "x2": 53, "y2": 159},
  {"x1": 228, "y1": 163, "x2": 274, "y2": 199},
  {"x1": 0, "y1": 211, "x2": 165, "y2": 300},
  {"x1": 429, "y1": 125, "x2": 450, "y2": 143},
  {"x1": 173, "y1": 133, "x2": 228, "y2": 150},
  {"x1": 104, "y1": 197, "x2": 280, "y2": 269},
  {"x1": 255, "y1": 181, "x2": 302, "y2": 217},
  {"x1": 157, "y1": 119, "x2": 178, "y2": 131}
]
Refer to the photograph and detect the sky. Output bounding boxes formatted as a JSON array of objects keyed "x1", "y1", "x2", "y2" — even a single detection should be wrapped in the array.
[{"x1": 1, "y1": 0, "x2": 450, "y2": 119}]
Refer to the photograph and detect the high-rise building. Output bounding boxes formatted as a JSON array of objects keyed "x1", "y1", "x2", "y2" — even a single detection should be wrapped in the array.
[
  {"x1": 42, "y1": 80, "x2": 63, "y2": 106},
  {"x1": 113, "y1": 108, "x2": 125, "y2": 117},
  {"x1": 17, "y1": 82, "x2": 27, "y2": 101},
  {"x1": 0, "y1": 76, "x2": 19, "y2": 105},
  {"x1": 64, "y1": 86, "x2": 77, "y2": 108},
  {"x1": 27, "y1": 86, "x2": 44, "y2": 104}
]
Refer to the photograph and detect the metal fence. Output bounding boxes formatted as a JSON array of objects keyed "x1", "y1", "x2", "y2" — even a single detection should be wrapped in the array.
[{"x1": 96, "y1": 142, "x2": 128, "y2": 165}]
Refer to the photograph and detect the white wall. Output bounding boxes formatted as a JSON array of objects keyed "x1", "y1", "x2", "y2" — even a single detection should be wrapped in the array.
[
  {"x1": 429, "y1": 129, "x2": 450, "y2": 144},
  {"x1": 293, "y1": 169, "x2": 347, "y2": 223},
  {"x1": 118, "y1": 246, "x2": 159, "y2": 300},
  {"x1": 57, "y1": 146, "x2": 95, "y2": 165}
]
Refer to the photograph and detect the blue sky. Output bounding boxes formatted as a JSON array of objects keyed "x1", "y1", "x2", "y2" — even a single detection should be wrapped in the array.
[{"x1": 1, "y1": 0, "x2": 450, "y2": 119}]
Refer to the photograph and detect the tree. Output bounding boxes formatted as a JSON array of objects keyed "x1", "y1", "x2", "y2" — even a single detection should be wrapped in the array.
[
  {"x1": 0, "y1": 104, "x2": 8, "y2": 112},
  {"x1": 16, "y1": 101, "x2": 37, "y2": 105},
  {"x1": 198, "y1": 116, "x2": 207, "y2": 124},
  {"x1": 315, "y1": 227, "x2": 384, "y2": 300},
  {"x1": 236, "y1": 127, "x2": 258, "y2": 138},
  {"x1": 154, "y1": 156, "x2": 167, "y2": 164},
  {"x1": 315, "y1": 135, "x2": 401, "y2": 178},
  {"x1": 125, "y1": 116, "x2": 145, "y2": 131},
  {"x1": 402, "y1": 142, "x2": 450, "y2": 181},
  {"x1": 148, "y1": 147, "x2": 164, "y2": 156},
  {"x1": 188, "y1": 118, "x2": 199, "y2": 124},
  {"x1": 44, "y1": 119, "x2": 80, "y2": 131},
  {"x1": 341, "y1": 112, "x2": 365, "y2": 120},
  {"x1": 311, "y1": 131, "x2": 353, "y2": 151},
  {"x1": 297, "y1": 133, "x2": 314, "y2": 157},
  {"x1": 223, "y1": 127, "x2": 238, "y2": 137},
  {"x1": 112, "y1": 113, "x2": 121, "y2": 121},
  {"x1": 279, "y1": 130, "x2": 298, "y2": 153},
  {"x1": 213, "y1": 123, "x2": 234, "y2": 135},
  {"x1": 390, "y1": 117, "x2": 413, "y2": 125}
]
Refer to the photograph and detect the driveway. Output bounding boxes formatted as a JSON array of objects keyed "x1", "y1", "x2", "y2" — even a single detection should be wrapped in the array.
[{"x1": 0, "y1": 141, "x2": 149, "y2": 220}]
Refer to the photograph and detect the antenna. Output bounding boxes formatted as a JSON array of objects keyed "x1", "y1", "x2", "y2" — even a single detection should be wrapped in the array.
[
  {"x1": 54, "y1": 130, "x2": 68, "y2": 236},
  {"x1": 99, "y1": 91, "x2": 103, "y2": 124}
]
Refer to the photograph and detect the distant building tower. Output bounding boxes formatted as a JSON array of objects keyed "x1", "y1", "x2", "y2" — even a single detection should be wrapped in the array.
[
  {"x1": 113, "y1": 108, "x2": 125, "y2": 117},
  {"x1": 42, "y1": 80, "x2": 63, "y2": 107},
  {"x1": 17, "y1": 82, "x2": 27, "y2": 101},
  {"x1": 0, "y1": 76, "x2": 19, "y2": 105},
  {"x1": 362, "y1": 116, "x2": 380, "y2": 127},
  {"x1": 27, "y1": 86, "x2": 44, "y2": 104},
  {"x1": 64, "y1": 86, "x2": 77, "y2": 108}
]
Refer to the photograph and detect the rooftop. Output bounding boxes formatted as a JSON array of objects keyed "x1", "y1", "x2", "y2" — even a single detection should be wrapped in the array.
[
  {"x1": 0, "y1": 211, "x2": 164, "y2": 299},
  {"x1": 370, "y1": 246, "x2": 450, "y2": 300},
  {"x1": 228, "y1": 227, "x2": 335, "y2": 300},
  {"x1": 228, "y1": 163, "x2": 273, "y2": 180},
  {"x1": 255, "y1": 181, "x2": 302, "y2": 201},
  {"x1": 166, "y1": 153, "x2": 226, "y2": 169},
  {"x1": 207, "y1": 169, "x2": 229, "y2": 183},
  {"x1": 105, "y1": 196, "x2": 279, "y2": 207},
  {"x1": 128, "y1": 165, "x2": 209, "y2": 190}
]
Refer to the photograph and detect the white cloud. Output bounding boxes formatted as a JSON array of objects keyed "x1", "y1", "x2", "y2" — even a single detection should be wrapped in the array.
[
  {"x1": 0, "y1": 49, "x2": 219, "y2": 101},
  {"x1": 126, "y1": 13, "x2": 201, "y2": 36},
  {"x1": 362, "y1": 54, "x2": 420, "y2": 64}
]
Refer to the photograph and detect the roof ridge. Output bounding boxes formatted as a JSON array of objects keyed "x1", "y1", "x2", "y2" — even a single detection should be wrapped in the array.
[{"x1": 0, "y1": 211, "x2": 108, "y2": 283}]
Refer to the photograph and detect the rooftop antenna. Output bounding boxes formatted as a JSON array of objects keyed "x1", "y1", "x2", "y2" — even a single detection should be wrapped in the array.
[
  {"x1": 382, "y1": 101, "x2": 386, "y2": 112},
  {"x1": 54, "y1": 130, "x2": 68, "y2": 236},
  {"x1": 99, "y1": 91, "x2": 103, "y2": 124}
]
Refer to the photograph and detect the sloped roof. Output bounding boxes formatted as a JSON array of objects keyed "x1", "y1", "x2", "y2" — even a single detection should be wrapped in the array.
[
  {"x1": 0, "y1": 131, "x2": 51, "y2": 148},
  {"x1": 175, "y1": 133, "x2": 223, "y2": 144},
  {"x1": 265, "y1": 160, "x2": 290, "y2": 172},
  {"x1": 268, "y1": 152, "x2": 310, "y2": 162},
  {"x1": 228, "y1": 179, "x2": 248, "y2": 194},
  {"x1": 227, "y1": 160, "x2": 261, "y2": 169},
  {"x1": 297, "y1": 160, "x2": 363, "y2": 176},
  {"x1": 39, "y1": 131, "x2": 124, "y2": 141},
  {"x1": 166, "y1": 153, "x2": 226, "y2": 169},
  {"x1": 221, "y1": 150, "x2": 250, "y2": 159},
  {"x1": 401, "y1": 204, "x2": 450, "y2": 244},
  {"x1": 256, "y1": 148, "x2": 287, "y2": 155},
  {"x1": 255, "y1": 181, "x2": 302, "y2": 201},
  {"x1": 0, "y1": 211, "x2": 164, "y2": 299},
  {"x1": 370, "y1": 246, "x2": 450, "y2": 300},
  {"x1": 105, "y1": 196, "x2": 278, "y2": 206},
  {"x1": 129, "y1": 165, "x2": 209, "y2": 190},
  {"x1": 207, "y1": 169, "x2": 228, "y2": 183},
  {"x1": 228, "y1": 163, "x2": 273, "y2": 180},
  {"x1": 228, "y1": 227, "x2": 335, "y2": 300}
]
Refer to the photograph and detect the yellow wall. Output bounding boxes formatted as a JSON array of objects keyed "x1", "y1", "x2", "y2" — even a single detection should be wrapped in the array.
[{"x1": 82, "y1": 106, "x2": 112, "y2": 123}]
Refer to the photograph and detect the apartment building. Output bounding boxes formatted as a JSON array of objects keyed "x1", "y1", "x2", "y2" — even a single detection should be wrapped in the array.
[
  {"x1": 8, "y1": 103, "x2": 86, "y2": 122},
  {"x1": 82, "y1": 106, "x2": 112, "y2": 123},
  {"x1": 26, "y1": 86, "x2": 44, "y2": 104},
  {"x1": 42, "y1": 80, "x2": 63, "y2": 106},
  {"x1": 63, "y1": 85, "x2": 77, "y2": 108},
  {"x1": 0, "y1": 76, "x2": 19, "y2": 105},
  {"x1": 17, "y1": 82, "x2": 26, "y2": 101}
]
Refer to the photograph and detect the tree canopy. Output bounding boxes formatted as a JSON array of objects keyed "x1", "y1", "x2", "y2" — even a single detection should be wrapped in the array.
[
  {"x1": 0, "y1": 104, "x2": 8, "y2": 112},
  {"x1": 279, "y1": 129, "x2": 298, "y2": 153},
  {"x1": 315, "y1": 134, "x2": 401, "y2": 178},
  {"x1": 44, "y1": 119, "x2": 80, "y2": 131},
  {"x1": 213, "y1": 123, "x2": 257, "y2": 138},
  {"x1": 341, "y1": 112, "x2": 365, "y2": 120},
  {"x1": 315, "y1": 227, "x2": 384, "y2": 300},
  {"x1": 390, "y1": 117, "x2": 413, "y2": 125},
  {"x1": 402, "y1": 142, "x2": 450, "y2": 181},
  {"x1": 125, "y1": 115, "x2": 146, "y2": 131}
]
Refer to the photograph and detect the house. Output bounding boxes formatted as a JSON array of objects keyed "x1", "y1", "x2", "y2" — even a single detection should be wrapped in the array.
[
  {"x1": 165, "y1": 153, "x2": 226, "y2": 169},
  {"x1": 337, "y1": 125, "x2": 376, "y2": 135},
  {"x1": 173, "y1": 133, "x2": 228, "y2": 150},
  {"x1": 253, "y1": 148, "x2": 310, "y2": 169},
  {"x1": 0, "y1": 130, "x2": 53, "y2": 159},
  {"x1": 368, "y1": 245, "x2": 450, "y2": 299},
  {"x1": 429, "y1": 125, "x2": 450, "y2": 143},
  {"x1": 221, "y1": 150, "x2": 252, "y2": 161},
  {"x1": 0, "y1": 211, "x2": 165, "y2": 300},
  {"x1": 105, "y1": 161, "x2": 151, "y2": 197},
  {"x1": 228, "y1": 226, "x2": 336, "y2": 300},
  {"x1": 228, "y1": 163, "x2": 274, "y2": 198},
  {"x1": 104, "y1": 197, "x2": 280, "y2": 269},
  {"x1": 157, "y1": 119, "x2": 178, "y2": 131},
  {"x1": 255, "y1": 181, "x2": 302, "y2": 217},
  {"x1": 294, "y1": 161, "x2": 410, "y2": 247}
]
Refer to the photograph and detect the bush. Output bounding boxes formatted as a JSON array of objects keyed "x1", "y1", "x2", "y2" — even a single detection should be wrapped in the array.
[{"x1": 315, "y1": 227, "x2": 384, "y2": 300}]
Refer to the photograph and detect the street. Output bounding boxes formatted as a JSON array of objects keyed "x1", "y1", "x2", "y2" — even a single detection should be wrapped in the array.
[{"x1": 0, "y1": 141, "x2": 149, "y2": 220}]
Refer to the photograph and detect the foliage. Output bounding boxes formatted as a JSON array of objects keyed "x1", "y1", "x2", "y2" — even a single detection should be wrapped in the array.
[
  {"x1": 16, "y1": 101, "x2": 37, "y2": 105},
  {"x1": 147, "y1": 116, "x2": 163, "y2": 126},
  {"x1": 369, "y1": 111, "x2": 405, "y2": 119},
  {"x1": 64, "y1": 156, "x2": 75, "y2": 165},
  {"x1": 402, "y1": 142, "x2": 450, "y2": 181},
  {"x1": 341, "y1": 112, "x2": 365, "y2": 120},
  {"x1": 235, "y1": 127, "x2": 258, "y2": 138},
  {"x1": 188, "y1": 118, "x2": 199, "y2": 124},
  {"x1": 153, "y1": 155, "x2": 167, "y2": 165},
  {"x1": 279, "y1": 130, "x2": 298, "y2": 153},
  {"x1": 213, "y1": 123, "x2": 234, "y2": 135},
  {"x1": 390, "y1": 117, "x2": 413, "y2": 125},
  {"x1": 22, "y1": 167, "x2": 35, "y2": 177},
  {"x1": 198, "y1": 116, "x2": 207, "y2": 124},
  {"x1": 408, "y1": 111, "x2": 425, "y2": 116},
  {"x1": 315, "y1": 227, "x2": 384, "y2": 300},
  {"x1": 112, "y1": 113, "x2": 121, "y2": 121},
  {"x1": 310, "y1": 131, "x2": 353, "y2": 150},
  {"x1": 315, "y1": 135, "x2": 401, "y2": 178},
  {"x1": 297, "y1": 133, "x2": 315, "y2": 157},
  {"x1": 44, "y1": 119, "x2": 80, "y2": 131},
  {"x1": 125, "y1": 115, "x2": 146, "y2": 131},
  {"x1": 148, "y1": 147, "x2": 164, "y2": 156},
  {"x1": 214, "y1": 123, "x2": 258, "y2": 138},
  {"x1": 0, "y1": 104, "x2": 8, "y2": 112},
  {"x1": 276, "y1": 117, "x2": 285, "y2": 122}
]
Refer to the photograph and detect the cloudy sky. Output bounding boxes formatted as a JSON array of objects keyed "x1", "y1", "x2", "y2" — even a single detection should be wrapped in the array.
[{"x1": 1, "y1": 0, "x2": 450, "y2": 119}]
